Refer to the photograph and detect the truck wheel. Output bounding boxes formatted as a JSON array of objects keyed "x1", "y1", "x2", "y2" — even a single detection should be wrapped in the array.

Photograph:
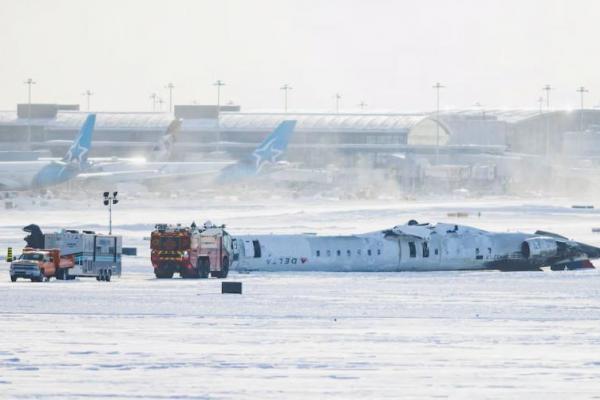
[
  {"x1": 106, "y1": 270, "x2": 111, "y2": 282},
  {"x1": 155, "y1": 269, "x2": 174, "y2": 279},
  {"x1": 197, "y1": 257, "x2": 210, "y2": 279},
  {"x1": 181, "y1": 268, "x2": 199, "y2": 279},
  {"x1": 56, "y1": 268, "x2": 70, "y2": 280},
  {"x1": 10, "y1": 275, "x2": 17, "y2": 282},
  {"x1": 216, "y1": 257, "x2": 230, "y2": 279}
]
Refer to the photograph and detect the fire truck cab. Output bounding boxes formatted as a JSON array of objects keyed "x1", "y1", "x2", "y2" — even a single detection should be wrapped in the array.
[{"x1": 150, "y1": 221, "x2": 236, "y2": 279}]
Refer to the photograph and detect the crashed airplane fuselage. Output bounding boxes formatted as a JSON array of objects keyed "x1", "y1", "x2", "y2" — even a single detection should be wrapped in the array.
[{"x1": 233, "y1": 221, "x2": 600, "y2": 272}]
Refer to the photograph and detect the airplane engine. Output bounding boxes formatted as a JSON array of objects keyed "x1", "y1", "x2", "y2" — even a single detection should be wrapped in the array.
[{"x1": 521, "y1": 237, "x2": 558, "y2": 259}]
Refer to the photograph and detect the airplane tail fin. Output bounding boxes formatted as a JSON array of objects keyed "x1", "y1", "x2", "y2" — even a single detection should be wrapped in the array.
[
  {"x1": 216, "y1": 120, "x2": 296, "y2": 182},
  {"x1": 150, "y1": 134, "x2": 175, "y2": 162},
  {"x1": 247, "y1": 120, "x2": 296, "y2": 173},
  {"x1": 63, "y1": 114, "x2": 96, "y2": 165}
]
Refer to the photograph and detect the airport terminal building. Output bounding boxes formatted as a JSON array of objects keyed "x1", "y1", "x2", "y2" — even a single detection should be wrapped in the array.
[
  {"x1": 2, "y1": 103, "x2": 599, "y2": 157},
  {"x1": 2, "y1": 102, "x2": 600, "y2": 192}
]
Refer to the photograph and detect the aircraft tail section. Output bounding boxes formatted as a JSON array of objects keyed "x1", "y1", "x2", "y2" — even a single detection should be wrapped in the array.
[
  {"x1": 216, "y1": 120, "x2": 296, "y2": 182},
  {"x1": 63, "y1": 114, "x2": 96, "y2": 165},
  {"x1": 247, "y1": 120, "x2": 296, "y2": 173},
  {"x1": 150, "y1": 134, "x2": 175, "y2": 162}
]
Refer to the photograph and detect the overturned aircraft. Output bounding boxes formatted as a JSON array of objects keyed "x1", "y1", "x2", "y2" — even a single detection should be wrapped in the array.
[{"x1": 233, "y1": 221, "x2": 600, "y2": 272}]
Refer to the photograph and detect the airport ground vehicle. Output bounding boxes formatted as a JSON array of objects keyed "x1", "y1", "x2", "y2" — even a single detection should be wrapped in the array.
[
  {"x1": 10, "y1": 248, "x2": 74, "y2": 282},
  {"x1": 150, "y1": 222, "x2": 235, "y2": 279},
  {"x1": 9, "y1": 224, "x2": 122, "y2": 282}
]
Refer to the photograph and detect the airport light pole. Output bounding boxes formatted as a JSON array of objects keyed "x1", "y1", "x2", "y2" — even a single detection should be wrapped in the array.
[
  {"x1": 542, "y1": 84, "x2": 552, "y2": 110},
  {"x1": 165, "y1": 82, "x2": 174, "y2": 113},
  {"x1": 542, "y1": 85, "x2": 553, "y2": 156},
  {"x1": 433, "y1": 82, "x2": 445, "y2": 163},
  {"x1": 577, "y1": 86, "x2": 588, "y2": 132},
  {"x1": 150, "y1": 93, "x2": 158, "y2": 111},
  {"x1": 214, "y1": 80, "x2": 225, "y2": 112},
  {"x1": 537, "y1": 97, "x2": 544, "y2": 114},
  {"x1": 103, "y1": 192, "x2": 119, "y2": 235},
  {"x1": 157, "y1": 97, "x2": 165, "y2": 112},
  {"x1": 358, "y1": 101, "x2": 367, "y2": 110},
  {"x1": 24, "y1": 78, "x2": 36, "y2": 144},
  {"x1": 280, "y1": 84, "x2": 292, "y2": 112},
  {"x1": 213, "y1": 80, "x2": 225, "y2": 149},
  {"x1": 82, "y1": 90, "x2": 93, "y2": 111},
  {"x1": 335, "y1": 93, "x2": 341, "y2": 113}
]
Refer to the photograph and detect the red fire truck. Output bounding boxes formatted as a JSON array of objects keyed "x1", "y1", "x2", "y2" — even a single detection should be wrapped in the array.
[{"x1": 150, "y1": 222, "x2": 235, "y2": 279}]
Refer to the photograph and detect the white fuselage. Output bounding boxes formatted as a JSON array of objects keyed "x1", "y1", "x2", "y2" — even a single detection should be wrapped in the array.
[
  {"x1": 0, "y1": 161, "x2": 51, "y2": 190},
  {"x1": 78, "y1": 160, "x2": 237, "y2": 185},
  {"x1": 233, "y1": 224, "x2": 533, "y2": 272}
]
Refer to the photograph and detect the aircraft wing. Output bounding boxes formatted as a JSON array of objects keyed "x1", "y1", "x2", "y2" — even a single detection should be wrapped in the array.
[
  {"x1": 77, "y1": 169, "x2": 163, "y2": 181},
  {"x1": 76, "y1": 165, "x2": 231, "y2": 185},
  {"x1": 0, "y1": 178, "x2": 24, "y2": 191}
]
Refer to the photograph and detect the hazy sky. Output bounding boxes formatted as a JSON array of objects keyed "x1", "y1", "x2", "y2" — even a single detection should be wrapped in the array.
[{"x1": 0, "y1": 0, "x2": 599, "y2": 112}]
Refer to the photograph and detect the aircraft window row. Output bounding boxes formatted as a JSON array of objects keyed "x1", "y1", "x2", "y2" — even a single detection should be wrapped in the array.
[
  {"x1": 475, "y1": 247, "x2": 483, "y2": 260},
  {"x1": 315, "y1": 248, "x2": 380, "y2": 257},
  {"x1": 473, "y1": 247, "x2": 493, "y2": 260}
]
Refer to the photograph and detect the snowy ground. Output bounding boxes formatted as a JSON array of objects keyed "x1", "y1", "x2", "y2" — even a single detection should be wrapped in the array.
[{"x1": 1, "y1": 195, "x2": 600, "y2": 399}]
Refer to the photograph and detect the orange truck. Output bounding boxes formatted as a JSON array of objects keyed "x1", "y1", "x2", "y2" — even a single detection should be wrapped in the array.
[
  {"x1": 150, "y1": 222, "x2": 235, "y2": 279},
  {"x1": 9, "y1": 248, "x2": 75, "y2": 282}
]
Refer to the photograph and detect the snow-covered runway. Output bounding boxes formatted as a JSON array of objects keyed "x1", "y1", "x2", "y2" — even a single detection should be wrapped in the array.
[
  {"x1": 2, "y1": 271, "x2": 600, "y2": 399},
  {"x1": 1, "y1": 196, "x2": 600, "y2": 398}
]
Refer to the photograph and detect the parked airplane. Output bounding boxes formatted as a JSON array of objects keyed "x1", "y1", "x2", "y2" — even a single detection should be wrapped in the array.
[
  {"x1": 77, "y1": 120, "x2": 297, "y2": 186},
  {"x1": 0, "y1": 114, "x2": 96, "y2": 191},
  {"x1": 233, "y1": 220, "x2": 600, "y2": 272}
]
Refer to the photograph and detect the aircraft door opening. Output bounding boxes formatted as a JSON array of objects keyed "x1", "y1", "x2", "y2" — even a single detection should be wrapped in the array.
[{"x1": 243, "y1": 240, "x2": 255, "y2": 258}]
